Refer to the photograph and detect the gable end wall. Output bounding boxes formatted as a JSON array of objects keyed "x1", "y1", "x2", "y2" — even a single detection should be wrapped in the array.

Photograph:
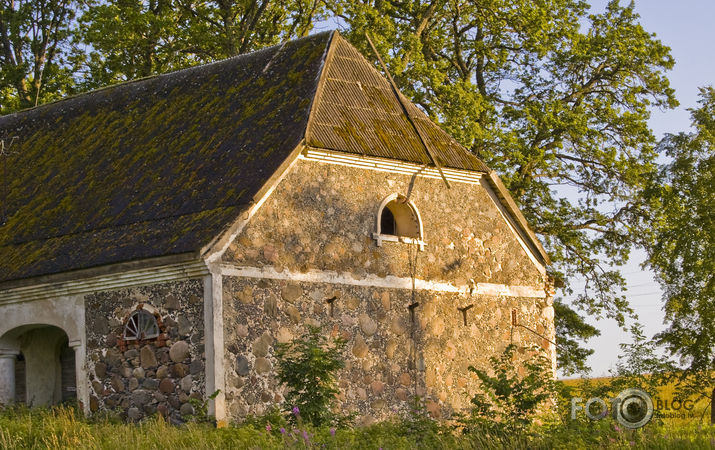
[{"x1": 219, "y1": 156, "x2": 555, "y2": 421}]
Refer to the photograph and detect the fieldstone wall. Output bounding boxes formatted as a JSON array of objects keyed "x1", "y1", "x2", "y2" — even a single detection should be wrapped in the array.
[
  {"x1": 222, "y1": 277, "x2": 554, "y2": 422},
  {"x1": 85, "y1": 279, "x2": 205, "y2": 423},
  {"x1": 219, "y1": 157, "x2": 553, "y2": 422},
  {"x1": 223, "y1": 158, "x2": 544, "y2": 287}
]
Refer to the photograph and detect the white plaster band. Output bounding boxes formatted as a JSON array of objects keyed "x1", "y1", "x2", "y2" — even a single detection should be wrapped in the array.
[
  {"x1": 0, "y1": 262, "x2": 209, "y2": 305},
  {"x1": 220, "y1": 264, "x2": 546, "y2": 298},
  {"x1": 301, "y1": 149, "x2": 483, "y2": 184}
]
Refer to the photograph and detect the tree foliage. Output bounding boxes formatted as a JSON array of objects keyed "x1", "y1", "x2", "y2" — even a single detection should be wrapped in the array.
[
  {"x1": 0, "y1": 0, "x2": 82, "y2": 112},
  {"x1": 77, "y1": 0, "x2": 191, "y2": 87},
  {"x1": 331, "y1": 0, "x2": 677, "y2": 372},
  {"x1": 553, "y1": 299, "x2": 600, "y2": 376},
  {"x1": 643, "y1": 87, "x2": 714, "y2": 396},
  {"x1": 77, "y1": 0, "x2": 328, "y2": 87},
  {"x1": 459, "y1": 344, "x2": 556, "y2": 433}
]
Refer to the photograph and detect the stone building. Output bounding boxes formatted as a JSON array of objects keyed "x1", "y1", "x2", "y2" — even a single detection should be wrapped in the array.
[{"x1": 0, "y1": 31, "x2": 555, "y2": 424}]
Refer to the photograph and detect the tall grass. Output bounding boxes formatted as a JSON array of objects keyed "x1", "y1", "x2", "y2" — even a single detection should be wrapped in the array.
[{"x1": 0, "y1": 405, "x2": 713, "y2": 449}]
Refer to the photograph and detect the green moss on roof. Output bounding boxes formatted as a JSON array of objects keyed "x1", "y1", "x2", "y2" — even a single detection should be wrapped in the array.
[{"x1": 0, "y1": 32, "x2": 333, "y2": 283}]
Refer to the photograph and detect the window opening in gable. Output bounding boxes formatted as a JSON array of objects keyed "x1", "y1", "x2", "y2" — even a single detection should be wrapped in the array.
[
  {"x1": 381, "y1": 199, "x2": 419, "y2": 238},
  {"x1": 123, "y1": 310, "x2": 160, "y2": 341},
  {"x1": 381, "y1": 207, "x2": 396, "y2": 235},
  {"x1": 373, "y1": 194, "x2": 426, "y2": 249}
]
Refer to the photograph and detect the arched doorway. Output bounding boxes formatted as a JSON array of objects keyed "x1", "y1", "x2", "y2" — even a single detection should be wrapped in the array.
[{"x1": 0, "y1": 325, "x2": 76, "y2": 406}]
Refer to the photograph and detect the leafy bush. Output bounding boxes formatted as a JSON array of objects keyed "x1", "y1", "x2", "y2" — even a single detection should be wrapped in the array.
[
  {"x1": 458, "y1": 344, "x2": 556, "y2": 433},
  {"x1": 274, "y1": 325, "x2": 347, "y2": 427}
]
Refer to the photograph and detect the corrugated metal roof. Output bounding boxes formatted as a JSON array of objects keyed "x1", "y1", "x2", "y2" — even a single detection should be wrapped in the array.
[{"x1": 307, "y1": 35, "x2": 490, "y2": 172}]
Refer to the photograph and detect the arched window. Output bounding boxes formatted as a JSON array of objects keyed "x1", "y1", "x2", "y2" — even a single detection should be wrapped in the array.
[
  {"x1": 123, "y1": 310, "x2": 160, "y2": 341},
  {"x1": 373, "y1": 194, "x2": 425, "y2": 249}
]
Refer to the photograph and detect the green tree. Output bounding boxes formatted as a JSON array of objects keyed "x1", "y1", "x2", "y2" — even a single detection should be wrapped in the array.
[
  {"x1": 331, "y1": 0, "x2": 677, "y2": 373},
  {"x1": 176, "y1": 0, "x2": 326, "y2": 57},
  {"x1": 78, "y1": 0, "x2": 193, "y2": 87},
  {"x1": 274, "y1": 325, "x2": 347, "y2": 427},
  {"x1": 78, "y1": 0, "x2": 328, "y2": 87},
  {"x1": 0, "y1": 0, "x2": 83, "y2": 112},
  {"x1": 460, "y1": 344, "x2": 557, "y2": 433},
  {"x1": 553, "y1": 299, "x2": 600, "y2": 376},
  {"x1": 643, "y1": 86, "x2": 714, "y2": 399}
]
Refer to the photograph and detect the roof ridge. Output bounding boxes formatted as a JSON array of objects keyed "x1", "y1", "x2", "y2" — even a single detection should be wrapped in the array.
[{"x1": 305, "y1": 33, "x2": 490, "y2": 171}]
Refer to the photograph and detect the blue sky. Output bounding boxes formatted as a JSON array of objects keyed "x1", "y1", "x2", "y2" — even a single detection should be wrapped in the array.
[{"x1": 568, "y1": 0, "x2": 715, "y2": 377}]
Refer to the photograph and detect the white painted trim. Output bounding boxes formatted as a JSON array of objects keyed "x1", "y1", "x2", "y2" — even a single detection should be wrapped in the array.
[
  {"x1": 480, "y1": 181, "x2": 547, "y2": 276},
  {"x1": 220, "y1": 263, "x2": 546, "y2": 298},
  {"x1": 203, "y1": 150, "x2": 303, "y2": 265},
  {"x1": 0, "y1": 262, "x2": 209, "y2": 305},
  {"x1": 371, "y1": 233, "x2": 427, "y2": 249},
  {"x1": 72, "y1": 337, "x2": 90, "y2": 415},
  {"x1": 301, "y1": 149, "x2": 483, "y2": 184},
  {"x1": 203, "y1": 268, "x2": 226, "y2": 424}
]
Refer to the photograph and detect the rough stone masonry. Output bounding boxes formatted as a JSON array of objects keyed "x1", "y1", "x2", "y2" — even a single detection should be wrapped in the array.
[
  {"x1": 85, "y1": 280, "x2": 206, "y2": 423},
  {"x1": 219, "y1": 156, "x2": 555, "y2": 423}
]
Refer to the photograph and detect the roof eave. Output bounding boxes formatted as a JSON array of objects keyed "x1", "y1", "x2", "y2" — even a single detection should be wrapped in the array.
[{"x1": 0, "y1": 251, "x2": 201, "y2": 292}]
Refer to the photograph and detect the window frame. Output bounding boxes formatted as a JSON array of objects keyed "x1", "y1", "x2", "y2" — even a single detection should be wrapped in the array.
[
  {"x1": 372, "y1": 193, "x2": 426, "y2": 250},
  {"x1": 123, "y1": 309, "x2": 160, "y2": 341}
]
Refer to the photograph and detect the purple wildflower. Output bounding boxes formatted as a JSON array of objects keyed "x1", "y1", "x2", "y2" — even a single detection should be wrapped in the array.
[
  {"x1": 279, "y1": 427, "x2": 286, "y2": 434},
  {"x1": 303, "y1": 430, "x2": 309, "y2": 440},
  {"x1": 614, "y1": 424, "x2": 621, "y2": 432},
  {"x1": 330, "y1": 428, "x2": 336, "y2": 437},
  {"x1": 266, "y1": 424, "x2": 272, "y2": 432},
  {"x1": 292, "y1": 406, "x2": 300, "y2": 415}
]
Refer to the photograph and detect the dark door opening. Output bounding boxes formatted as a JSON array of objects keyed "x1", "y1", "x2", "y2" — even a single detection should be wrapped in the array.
[{"x1": 60, "y1": 342, "x2": 76, "y2": 403}]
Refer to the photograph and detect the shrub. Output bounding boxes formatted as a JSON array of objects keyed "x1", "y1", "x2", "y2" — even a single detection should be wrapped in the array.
[
  {"x1": 458, "y1": 344, "x2": 556, "y2": 434},
  {"x1": 274, "y1": 325, "x2": 347, "y2": 427}
]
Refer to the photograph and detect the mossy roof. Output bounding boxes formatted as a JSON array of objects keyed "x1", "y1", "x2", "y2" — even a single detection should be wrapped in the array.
[{"x1": 0, "y1": 31, "x2": 501, "y2": 284}]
